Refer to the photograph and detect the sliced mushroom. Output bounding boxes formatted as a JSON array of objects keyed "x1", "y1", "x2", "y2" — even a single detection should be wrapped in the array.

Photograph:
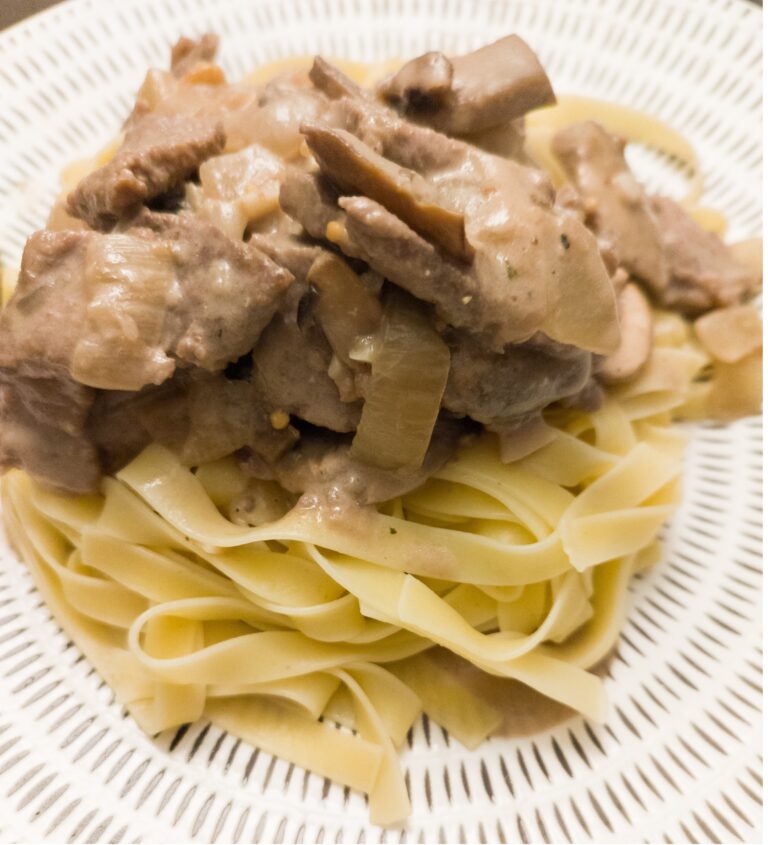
[
  {"x1": 379, "y1": 52, "x2": 453, "y2": 113},
  {"x1": 301, "y1": 123, "x2": 472, "y2": 262},
  {"x1": 378, "y1": 35, "x2": 555, "y2": 134},
  {"x1": 309, "y1": 56, "x2": 368, "y2": 100},
  {"x1": 599, "y1": 283, "x2": 653, "y2": 384}
]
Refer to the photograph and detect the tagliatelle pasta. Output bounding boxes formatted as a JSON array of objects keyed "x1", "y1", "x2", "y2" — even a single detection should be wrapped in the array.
[{"x1": 2, "y1": 327, "x2": 695, "y2": 823}]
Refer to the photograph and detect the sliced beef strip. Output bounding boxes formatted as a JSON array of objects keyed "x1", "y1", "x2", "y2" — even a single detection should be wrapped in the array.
[
  {"x1": 170, "y1": 33, "x2": 220, "y2": 77},
  {"x1": 442, "y1": 332, "x2": 592, "y2": 425},
  {"x1": 649, "y1": 196, "x2": 759, "y2": 316},
  {"x1": 84, "y1": 376, "x2": 212, "y2": 477},
  {"x1": 325, "y1": 194, "x2": 618, "y2": 359},
  {"x1": 67, "y1": 113, "x2": 226, "y2": 230},
  {"x1": 332, "y1": 196, "x2": 492, "y2": 340},
  {"x1": 252, "y1": 311, "x2": 362, "y2": 433},
  {"x1": 125, "y1": 58, "x2": 329, "y2": 161},
  {"x1": 248, "y1": 221, "x2": 322, "y2": 320},
  {"x1": 89, "y1": 369, "x2": 298, "y2": 487},
  {"x1": 552, "y1": 121, "x2": 667, "y2": 296},
  {"x1": 298, "y1": 93, "x2": 618, "y2": 354},
  {"x1": 378, "y1": 35, "x2": 555, "y2": 134}
]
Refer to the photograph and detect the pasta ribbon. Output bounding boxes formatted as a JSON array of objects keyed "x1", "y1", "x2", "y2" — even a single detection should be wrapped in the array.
[{"x1": 1, "y1": 333, "x2": 694, "y2": 822}]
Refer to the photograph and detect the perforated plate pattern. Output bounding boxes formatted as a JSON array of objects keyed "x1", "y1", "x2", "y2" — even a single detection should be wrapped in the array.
[{"x1": 0, "y1": 1, "x2": 761, "y2": 842}]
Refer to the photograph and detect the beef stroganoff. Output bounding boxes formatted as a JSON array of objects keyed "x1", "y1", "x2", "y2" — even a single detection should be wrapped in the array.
[{"x1": 0, "y1": 34, "x2": 761, "y2": 824}]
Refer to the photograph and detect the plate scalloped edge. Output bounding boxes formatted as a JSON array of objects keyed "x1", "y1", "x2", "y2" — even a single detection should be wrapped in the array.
[{"x1": 0, "y1": 0, "x2": 762, "y2": 843}]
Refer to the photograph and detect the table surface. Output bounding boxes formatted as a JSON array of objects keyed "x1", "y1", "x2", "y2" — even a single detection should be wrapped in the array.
[
  {"x1": 1, "y1": 0, "x2": 762, "y2": 29},
  {"x1": 1, "y1": 0, "x2": 63, "y2": 30}
]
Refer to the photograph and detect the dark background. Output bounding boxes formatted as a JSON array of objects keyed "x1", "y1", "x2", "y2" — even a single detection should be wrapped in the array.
[{"x1": 0, "y1": 0, "x2": 762, "y2": 30}]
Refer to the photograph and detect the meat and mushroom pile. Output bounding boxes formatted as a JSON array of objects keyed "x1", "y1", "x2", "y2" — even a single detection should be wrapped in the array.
[{"x1": 0, "y1": 34, "x2": 760, "y2": 504}]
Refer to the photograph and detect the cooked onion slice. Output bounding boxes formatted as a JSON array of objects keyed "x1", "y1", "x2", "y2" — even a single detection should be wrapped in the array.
[
  {"x1": 351, "y1": 290, "x2": 450, "y2": 470},
  {"x1": 694, "y1": 305, "x2": 762, "y2": 364},
  {"x1": 307, "y1": 252, "x2": 383, "y2": 364}
]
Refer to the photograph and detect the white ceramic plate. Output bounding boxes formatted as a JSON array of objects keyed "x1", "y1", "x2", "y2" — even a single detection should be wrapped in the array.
[{"x1": 0, "y1": 0, "x2": 762, "y2": 842}]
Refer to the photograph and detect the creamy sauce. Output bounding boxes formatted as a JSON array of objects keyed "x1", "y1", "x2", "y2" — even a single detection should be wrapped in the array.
[{"x1": 432, "y1": 646, "x2": 615, "y2": 737}]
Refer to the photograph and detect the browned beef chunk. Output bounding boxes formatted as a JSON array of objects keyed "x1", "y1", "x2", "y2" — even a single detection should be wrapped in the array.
[
  {"x1": 0, "y1": 385, "x2": 100, "y2": 494},
  {"x1": 379, "y1": 35, "x2": 555, "y2": 134},
  {"x1": 248, "y1": 222, "x2": 322, "y2": 321},
  {"x1": 126, "y1": 46, "x2": 331, "y2": 160},
  {"x1": 442, "y1": 332, "x2": 592, "y2": 424},
  {"x1": 0, "y1": 215, "x2": 293, "y2": 491},
  {"x1": 4, "y1": 215, "x2": 291, "y2": 393},
  {"x1": 130, "y1": 212, "x2": 294, "y2": 373},
  {"x1": 295, "y1": 91, "x2": 618, "y2": 355},
  {"x1": 137, "y1": 371, "x2": 297, "y2": 466},
  {"x1": 85, "y1": 370, "x2": 189, "y2": 473},
  {"x1": 89, "y1": 368, "x2": 298, "y2": 479},
  {"x1": 552, "y1": 121, "x2": 667, "y2": 295},
  {"x1": 258, "y1": 419, "x2": 462, "y2": 506},
  {"x1": 0, "y1": 230, "x2": 98, "y2": 492},
  {"x1": 441, "y1": 332, "x2": 593, "y2": 462},
  {"x1": 252, "y1": 312, "x2": 362, "y2": 433},
  {"x1": 0, "y1": 231, "x2": 94, "y2": 429},
  {"x1": 86, "y1": 388, "x2": 157, "y2": 475},
  {"x1": 67, "y1": 114, "x2": 226, "y2": 229},
  {"x1": 170, "y1": 33, "x2": 220, "y2": 77},
  {"x1": 649, "y1": 196, "x2": 759, "y2": 315}
]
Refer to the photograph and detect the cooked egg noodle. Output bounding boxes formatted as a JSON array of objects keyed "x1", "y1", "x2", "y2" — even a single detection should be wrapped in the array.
[{"x1": 1, "y1": 334, "x2": 698, "y2": 824}]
